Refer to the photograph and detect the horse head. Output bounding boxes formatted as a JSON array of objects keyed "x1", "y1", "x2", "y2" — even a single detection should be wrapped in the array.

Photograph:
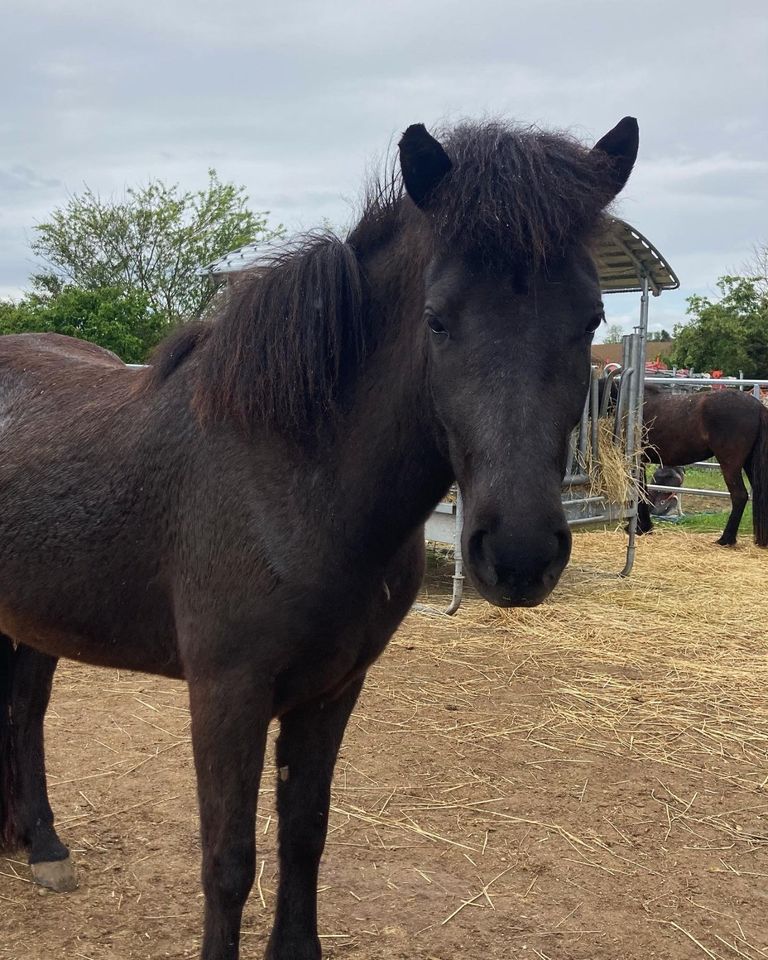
[{"x1": 399, "y1": 117, "x2": 638, "y2": 606}]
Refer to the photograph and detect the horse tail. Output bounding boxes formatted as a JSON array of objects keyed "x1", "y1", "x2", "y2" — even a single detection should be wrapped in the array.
[
  {"x1": 748, "y1": 404, "x2": 768, "y2": 548},
  {"x1": 0, "y1": 633, "x2": 21, "y2": 853}
]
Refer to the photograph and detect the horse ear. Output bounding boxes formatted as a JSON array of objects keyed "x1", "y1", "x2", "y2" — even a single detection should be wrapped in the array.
[
  {"x1": 399, "y1": 124, "x2": 452, "y2": 209},
  {"x1": 592, "y1": 116, "x2": 639, "y2": 200}
]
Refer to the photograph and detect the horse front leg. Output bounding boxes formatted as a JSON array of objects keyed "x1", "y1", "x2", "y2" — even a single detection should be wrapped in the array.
[
  {"x1": 717, "y1": 463, "x2": 750, "y2": 546},
  {"x1": 1, "y1": 643, "x2": 75, "y2": 891},
  {"x1": 188, "y1": 668, "x2": 272, "y2": 960},
  {"x1": 266, "y1": 677, "x2": 365, "y2": 960}
]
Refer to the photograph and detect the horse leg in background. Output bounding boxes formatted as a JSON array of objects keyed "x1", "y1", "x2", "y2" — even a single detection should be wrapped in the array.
[
  {"x1": 744, "y1": 409, "x2": 768, "y2": 547},
  {"x1": 188, "y1": 666, "x2": 271, "y2": 960},
  {"x1": 636, "y1": 466, "x2": 653, "y2": 535},
  {"x1": 266, "y1": 678, "x2": 365, "y2": 960},
  {"x1": 0, "y1": 638, "x2": 75, "y2": 891},
  {"x1": 716, "y1": 460, "x2": 750, "y2": 546}
]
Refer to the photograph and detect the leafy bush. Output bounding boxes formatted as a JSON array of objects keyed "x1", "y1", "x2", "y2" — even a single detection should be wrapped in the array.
[{"x1": 0, "y1": 287, "x2": 166, "y2": 363}]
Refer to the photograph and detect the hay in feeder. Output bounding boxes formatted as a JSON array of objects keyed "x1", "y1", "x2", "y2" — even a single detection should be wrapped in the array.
[{"x1": 574, "y1": 417, "x2": 649, "y2": 507}]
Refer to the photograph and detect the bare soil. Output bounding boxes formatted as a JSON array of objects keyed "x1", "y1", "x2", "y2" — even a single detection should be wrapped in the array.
[{"x1": 2, "y1": 530, "x2": 767, "y2": 960}]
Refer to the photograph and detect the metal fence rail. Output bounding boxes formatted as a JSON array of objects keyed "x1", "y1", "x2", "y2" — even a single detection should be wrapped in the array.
[
  {"x1": 645, "y1": 376, "x2": 768, "y2": 398},
  {"x1": 650, "y1": 484, "x2": 739, "y2": 500}
]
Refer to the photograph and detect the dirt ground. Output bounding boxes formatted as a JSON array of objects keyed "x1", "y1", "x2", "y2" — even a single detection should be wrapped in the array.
[{"x1": 2, "y1": 530, "x2": 767, "y2": 960}]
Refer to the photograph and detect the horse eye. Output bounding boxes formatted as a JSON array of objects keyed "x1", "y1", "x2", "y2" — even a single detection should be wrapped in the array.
[
  {"x1": 426, "y1": 314, "x2": 448, "y2": 337},
  {"x1": 585, "y1": 312, "x2": 604, "y2": 335}
]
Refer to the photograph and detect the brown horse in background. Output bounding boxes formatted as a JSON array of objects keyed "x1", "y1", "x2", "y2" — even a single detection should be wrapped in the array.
[{"x1": 638, "y1": 385, "x2": 768, "y2": 546}]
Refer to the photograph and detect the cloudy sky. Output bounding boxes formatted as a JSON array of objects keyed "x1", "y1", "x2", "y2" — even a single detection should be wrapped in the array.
[{"x1": 2, "y1": 0, "x2": 766, "y2": 333}]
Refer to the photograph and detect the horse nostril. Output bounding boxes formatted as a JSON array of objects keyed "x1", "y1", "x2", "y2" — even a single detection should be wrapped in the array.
[{"x1": 467, "y1": 529, "x2": 498, "y2": 587}]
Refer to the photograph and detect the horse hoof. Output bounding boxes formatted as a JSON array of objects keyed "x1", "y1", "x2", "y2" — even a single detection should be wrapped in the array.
[{"x1": 31, "y1": 857, "x2": 78, "y2": 892}]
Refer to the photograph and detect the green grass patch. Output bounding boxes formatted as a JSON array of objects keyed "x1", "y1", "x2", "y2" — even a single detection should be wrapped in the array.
[
  {"x1": 681, "y1": 465, "x2": 728, "y2": 492},
  {"x1": 669, "y1": 504, "x2": 752, "y2": 535},
  {"x1": 649, "y1": 461, "x2": 753, "y2": 535}
]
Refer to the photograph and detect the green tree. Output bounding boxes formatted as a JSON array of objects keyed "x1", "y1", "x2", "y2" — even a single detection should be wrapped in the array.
[
  {"x1": 0, "y1": 287, "x2": 166, "y2": 364},
  {"x1": 745, "y1": 242, "x2": 768, "y2": 297},
  {"x1": 602, "y1": 323, "x2": 624, "y2": 344},
  {"x1": 0, "y1": 298, "x2": 39, "y2": 336},
  {"x1": 671, "y1": 275, "x2": 768, "y2": 377},
  {"x1": 31, "y1": 170, "x2": 282, "y2": 326}
]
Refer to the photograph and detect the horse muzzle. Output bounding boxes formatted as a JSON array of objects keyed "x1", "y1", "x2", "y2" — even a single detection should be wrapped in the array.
[{"x1": 464, "y1": 517, "x2": 571, "y2": 607}]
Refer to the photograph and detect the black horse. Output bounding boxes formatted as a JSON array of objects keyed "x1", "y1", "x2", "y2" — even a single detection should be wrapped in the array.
[
  {"x1": 1, "y1": 116, "x2": 638, "y2": 959},
  {"x1": 649, "y1": 464, "x2": 685, "y2": 516},
  {"x1": 638, "y1": 386, "x2": 768, "y2": 545}
]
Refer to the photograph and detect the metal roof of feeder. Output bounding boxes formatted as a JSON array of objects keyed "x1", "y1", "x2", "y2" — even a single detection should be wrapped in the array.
[
  {"x1": 595, "y1": 218, "x2": 679, "y2": 296},
  {"x1": 202, "y1": 238, "x2": 284, "y2": 277}
]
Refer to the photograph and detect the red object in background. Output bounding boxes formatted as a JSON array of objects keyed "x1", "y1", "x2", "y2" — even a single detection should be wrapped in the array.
[
  {"x1": 645, "y1": 359, "x2": 669, "y2": 373},
  {"x1": 711, "y1": 370, "x2": 724, "y2": 378}
]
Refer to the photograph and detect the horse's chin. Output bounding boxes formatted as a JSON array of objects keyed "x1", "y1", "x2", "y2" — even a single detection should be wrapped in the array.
[{"x1": 467, "y1": 569, "x2": 561, "y2": 608}]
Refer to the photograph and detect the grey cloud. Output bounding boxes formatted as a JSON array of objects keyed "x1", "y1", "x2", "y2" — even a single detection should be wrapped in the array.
[
  {"x1": 0, "y1": 166, "x2": 63, "y2": 193},
  {"x1": 1, "y1": 0, "x2": 766, "y2": 312}
]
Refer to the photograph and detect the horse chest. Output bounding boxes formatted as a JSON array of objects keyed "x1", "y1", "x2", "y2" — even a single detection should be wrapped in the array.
[{"x1": 272, "y1": 544, "x2": 424, "y2": 715}]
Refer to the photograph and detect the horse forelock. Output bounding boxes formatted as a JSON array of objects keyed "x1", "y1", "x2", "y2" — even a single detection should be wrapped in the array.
[
  {"x1": 429, "y1": 121, "x2": 614, "y2": 272},
  {"x1": 354, "y1": 120, "x2": 614, "y2": 277}
]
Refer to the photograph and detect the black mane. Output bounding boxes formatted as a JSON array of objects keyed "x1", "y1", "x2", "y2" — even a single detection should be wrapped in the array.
[
  {"x1": 196, "y1": 233, "x2": 366, "y2": 436},
  {"x1": 145, "y1": 119, "x2": 614, "y2": 437}
]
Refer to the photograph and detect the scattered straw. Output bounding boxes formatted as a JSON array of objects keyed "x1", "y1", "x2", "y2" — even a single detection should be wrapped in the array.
[
  {"x1": 2, "y1": 529, "x2": 766, "y2": 959},
  {"x1": 457, "y1": 529, "x2": 768, "y2": 795},
  {"x1": 648, "y1": 918, "x2": 722, "y2": 959}
]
